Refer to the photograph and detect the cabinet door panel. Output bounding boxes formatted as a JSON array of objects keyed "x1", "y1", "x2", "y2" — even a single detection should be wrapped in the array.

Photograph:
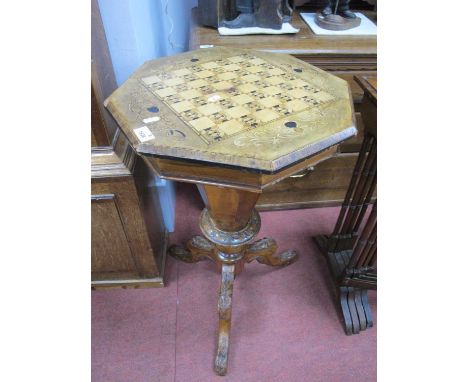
[{"x1": 91, "y1": 196, "x2": 139, "y2": 279}]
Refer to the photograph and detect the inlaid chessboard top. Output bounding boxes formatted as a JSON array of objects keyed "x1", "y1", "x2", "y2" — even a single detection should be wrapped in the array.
[{"x1": 105, "y1": 47, "x2": 356, "y2": 173}]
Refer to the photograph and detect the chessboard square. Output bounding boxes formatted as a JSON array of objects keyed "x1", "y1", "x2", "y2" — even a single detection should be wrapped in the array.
[
  {"x1": 227, "y1": 56, "x2": 244, "y2": 63},
  {"x1": 231, "y1": 94, "x2": 254, "y2": 105},
  {"x1": 212, "y1": 81, "x2": 233, "y2": 90},
  {"x1": 154, "y1": 87, "x2": 177, "y2": 97},
  {"x1": 258, "y1": 97, "x2": 281, "y2": 108},
  {"x1": 172, "y1": 68, "x2": 192, "y2": 77},
  {"x1": 267, "y1": 68, "x2": 284, "y2": 76},
  {"x1": 225, "y1": 106, "x2": 250, "y2": 118},
  {"x1": 200, "y1": 62, "x2": 219, "y2": 69},
  {"x1": 142, "y1": 74, "x2": 161, "y2": 85},
  {"x1": 206, "y1": 93, "x2": 225, "y2": 102},
  {"x1": 313, "y1": 91, "x2": 335, "y2": 102},
  {"x1": 171, "y1": 100, "x2": 194, "y2": 113},
  {"x1": 265, "y1": 76, "x2": 285, "y2": 85},
  {"x1": 290, "y1": 88, "x2": 311, "y2": 99},
  {"x1": 218, "y1": 72, "x2": 237, "y2": 81},
  {"x1": 242, "y1": 74, "x2": 261, "y2": 83},
  {"x1": 223, "y1": 64, "x2": 241, "y2": 71},
  {"x1": 238, "y1": 83, "x2": 257, "y2": 93},
  {"x1": 290, "y1": 79, "x2": 309, "y2": 88},
  {"x1": 195, "y1": 70, "x2": 215, "y2": 79},
  {"x1": 188, "y1": 79, "x2": 209, "y2": 88},
  {"x1": 218, "y1": 120, "x2": 244, "y2": 135},
  {"x1": 254, "y1": 109, "x2": 279, "y2": 123},
  {"x1": 189, "y1": 116, "x2": 215, "y2": 131},
  {"x1": 286, "y1": 99, "x2": 309, "y2": 112},
  {"x1": 164, "y1": 77, "x2": 184, "y2": 86},
  {"x1": 262, "y1": 86, "x2": 282, "y2": 96},
  {"x1": 249, "y1": 58, "x2": 266, "y2": 65},
  {"x1": 198, "y1": 103, "x2": 223, "y2": 116},
  {"x1": 180, "y1": 89, "x2": 202, "y2": 99},
  {"x1": 246, "y1": 66, "x2": 264, "y2": 74}
]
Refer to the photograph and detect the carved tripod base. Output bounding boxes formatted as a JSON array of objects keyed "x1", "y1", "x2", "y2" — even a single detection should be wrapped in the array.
[
  {"x1": 169, "y1": 202, "x2": 297, "y2": 376},
  {"x1": 314, "y1": 235, "x2": 373, "y2": 335}
]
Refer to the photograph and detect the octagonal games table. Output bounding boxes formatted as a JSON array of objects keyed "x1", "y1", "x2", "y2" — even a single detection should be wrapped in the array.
[{"x1": 105, "y1": 47, "x2": 356, "y2": 376}]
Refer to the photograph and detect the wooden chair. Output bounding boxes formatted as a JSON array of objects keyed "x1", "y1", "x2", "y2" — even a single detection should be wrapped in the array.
[{"x1": 314, "y1": 75, "x2": 377, "y2": 335}]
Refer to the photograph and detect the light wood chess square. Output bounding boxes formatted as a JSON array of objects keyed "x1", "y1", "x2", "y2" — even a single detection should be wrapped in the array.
[
  {"x1": 262, "y1": 86, "x2": 281, "y2": 96},
  {"x1": 286, "y1": 99, "x2": 309, "y2": 112},
  {"x1": 225, "y1": 106, "x2": 250, "y2": 118},
  {"x1": 200, "y1": 62, "x2": 219, "y2": 70},
  {"x1": 171, "y1": 100, "x2": 194, "y2": 113},
  {"x1": 188, "y1": 79, "x2": 209, "y2": 88},
  {"x1": 218, "y1": 72, "x2": 237, "y2": 81},
  {"x1": 212, "y1": 81, "x2": 233, "y2": 91},
  {"x1": 290, "y1": 79, "x2": 309, "y2": 88},
  {"x1": 254, "y1": 109, "x2": 279, "y2": 123},
  {"x1": 290, "y1": 88, "x2": 311, "y2": 99},
  {"x1": 223, "y1": 64, "x2": 241, "y2": 71},
  {"x1": 164, "y1": 77, "x2": 185, "y2": 86},
  {"x1": 258, "y1": 97, "x2": 281, "y2": 108},
  {"x1": 198, "y1": 103, "x2": 223, "y2": 116},
  {"x1": 231, "y1": 94, "x2": 254, "y2": 105},
  {"x1": 188, "y1": 116, "x2": 214, "y2": 131},
  {"x1": 218, "y1": 120, "x2": 244, "y2": 135},
  {"x1": 265, "y1": 76, "x2": 284, "y2": 86},
  {"x1": 172, "y1": 68, "x2": 191, "y2": 76},
  {"x1": 180, "y1": 89, "x2": 202, "y2": 100},
  {"x1": 238, "y1": 83, "x2": 257, "y2": 93},
  {"x1": 242, "y1": 74, "x2": 261, "y2": 83},
  {"x1": 246, "y1": 66, "x2": 263, "y2": 74},
  {"x1": 154, "y1": 87, "x2": 177, "y2": 98},
  {"x1": 195, "y1": 70, "x2": 214, "y2": 79}
]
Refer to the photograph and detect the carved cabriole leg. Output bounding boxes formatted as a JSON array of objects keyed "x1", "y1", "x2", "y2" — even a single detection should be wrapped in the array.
[
  {"x1": 169, "y1": 184, "x2": 299, "y2": 375},
  {"x1": 214, "y1": 263, "x2": 235, "y2": 376},
  {"x1": 244, "y1": 237, "x2": 298, "y2": 266},
  {"x1": 168, "y1": 235, "x2": 217, "y2": 263}
]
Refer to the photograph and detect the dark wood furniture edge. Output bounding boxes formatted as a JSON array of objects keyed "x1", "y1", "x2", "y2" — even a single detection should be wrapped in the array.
[{"x1": 313, "y1": 234, "x2": 373, "y2": 335}]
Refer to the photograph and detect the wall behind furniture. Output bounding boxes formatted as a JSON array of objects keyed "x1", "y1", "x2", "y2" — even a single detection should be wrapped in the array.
[
  {"x1": 97, "y1": 0, "x2": 198, "y2": 231},
  {"x1": 98, "y1": 0, "x2": 198, "y2": 85}
]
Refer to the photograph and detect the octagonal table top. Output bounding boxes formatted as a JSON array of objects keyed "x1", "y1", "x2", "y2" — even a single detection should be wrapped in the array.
[{"x1": 105, "y1": 47, "x2": 356, "y2": 174}]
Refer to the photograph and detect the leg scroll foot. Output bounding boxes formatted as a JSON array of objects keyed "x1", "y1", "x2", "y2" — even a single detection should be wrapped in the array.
[
  {"x1": 244, "y1": 237, "x2": 298, "y2": 267},
  {"x1": 169, "y1": 235, "x2": 215, "y2": 263},
  {"x1": 214, "y1": 264, "x2": 235, "y2": 376}
]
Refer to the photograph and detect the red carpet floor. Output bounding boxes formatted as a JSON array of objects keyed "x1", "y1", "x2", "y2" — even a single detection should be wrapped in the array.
[{"x1": 92, "y1": 183, "x2": 376, "y2": 382}]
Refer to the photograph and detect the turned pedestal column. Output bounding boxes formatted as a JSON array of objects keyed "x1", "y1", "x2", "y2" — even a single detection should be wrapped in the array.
[{"x1": 170, "y1": 185, "x2": 297, "y2": 375}]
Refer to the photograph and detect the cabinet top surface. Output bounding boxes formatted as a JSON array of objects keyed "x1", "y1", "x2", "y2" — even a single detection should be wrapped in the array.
[
  {"x1": 105, "y1": 47, "x2": 356, "y2": 173},
  {"x1": 190, "y1": 8, "x2": 377, "y2": 57}
]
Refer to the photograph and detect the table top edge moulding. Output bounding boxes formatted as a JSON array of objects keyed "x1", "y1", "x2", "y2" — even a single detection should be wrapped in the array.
[{"x1": 104, "y1": 47, "x2": 356, "y2": 174}]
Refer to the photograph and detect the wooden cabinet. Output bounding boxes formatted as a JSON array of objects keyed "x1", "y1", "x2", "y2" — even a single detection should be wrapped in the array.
[
  {"x1": 189, "y1": 7, "x2": 376, "y2": 210},
  {"x1": 91, "y1": 0, "x2": 167, "y2": 288},
  {"x1": 91, "y1": 144, "x2": 168, "y2": 289}
]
